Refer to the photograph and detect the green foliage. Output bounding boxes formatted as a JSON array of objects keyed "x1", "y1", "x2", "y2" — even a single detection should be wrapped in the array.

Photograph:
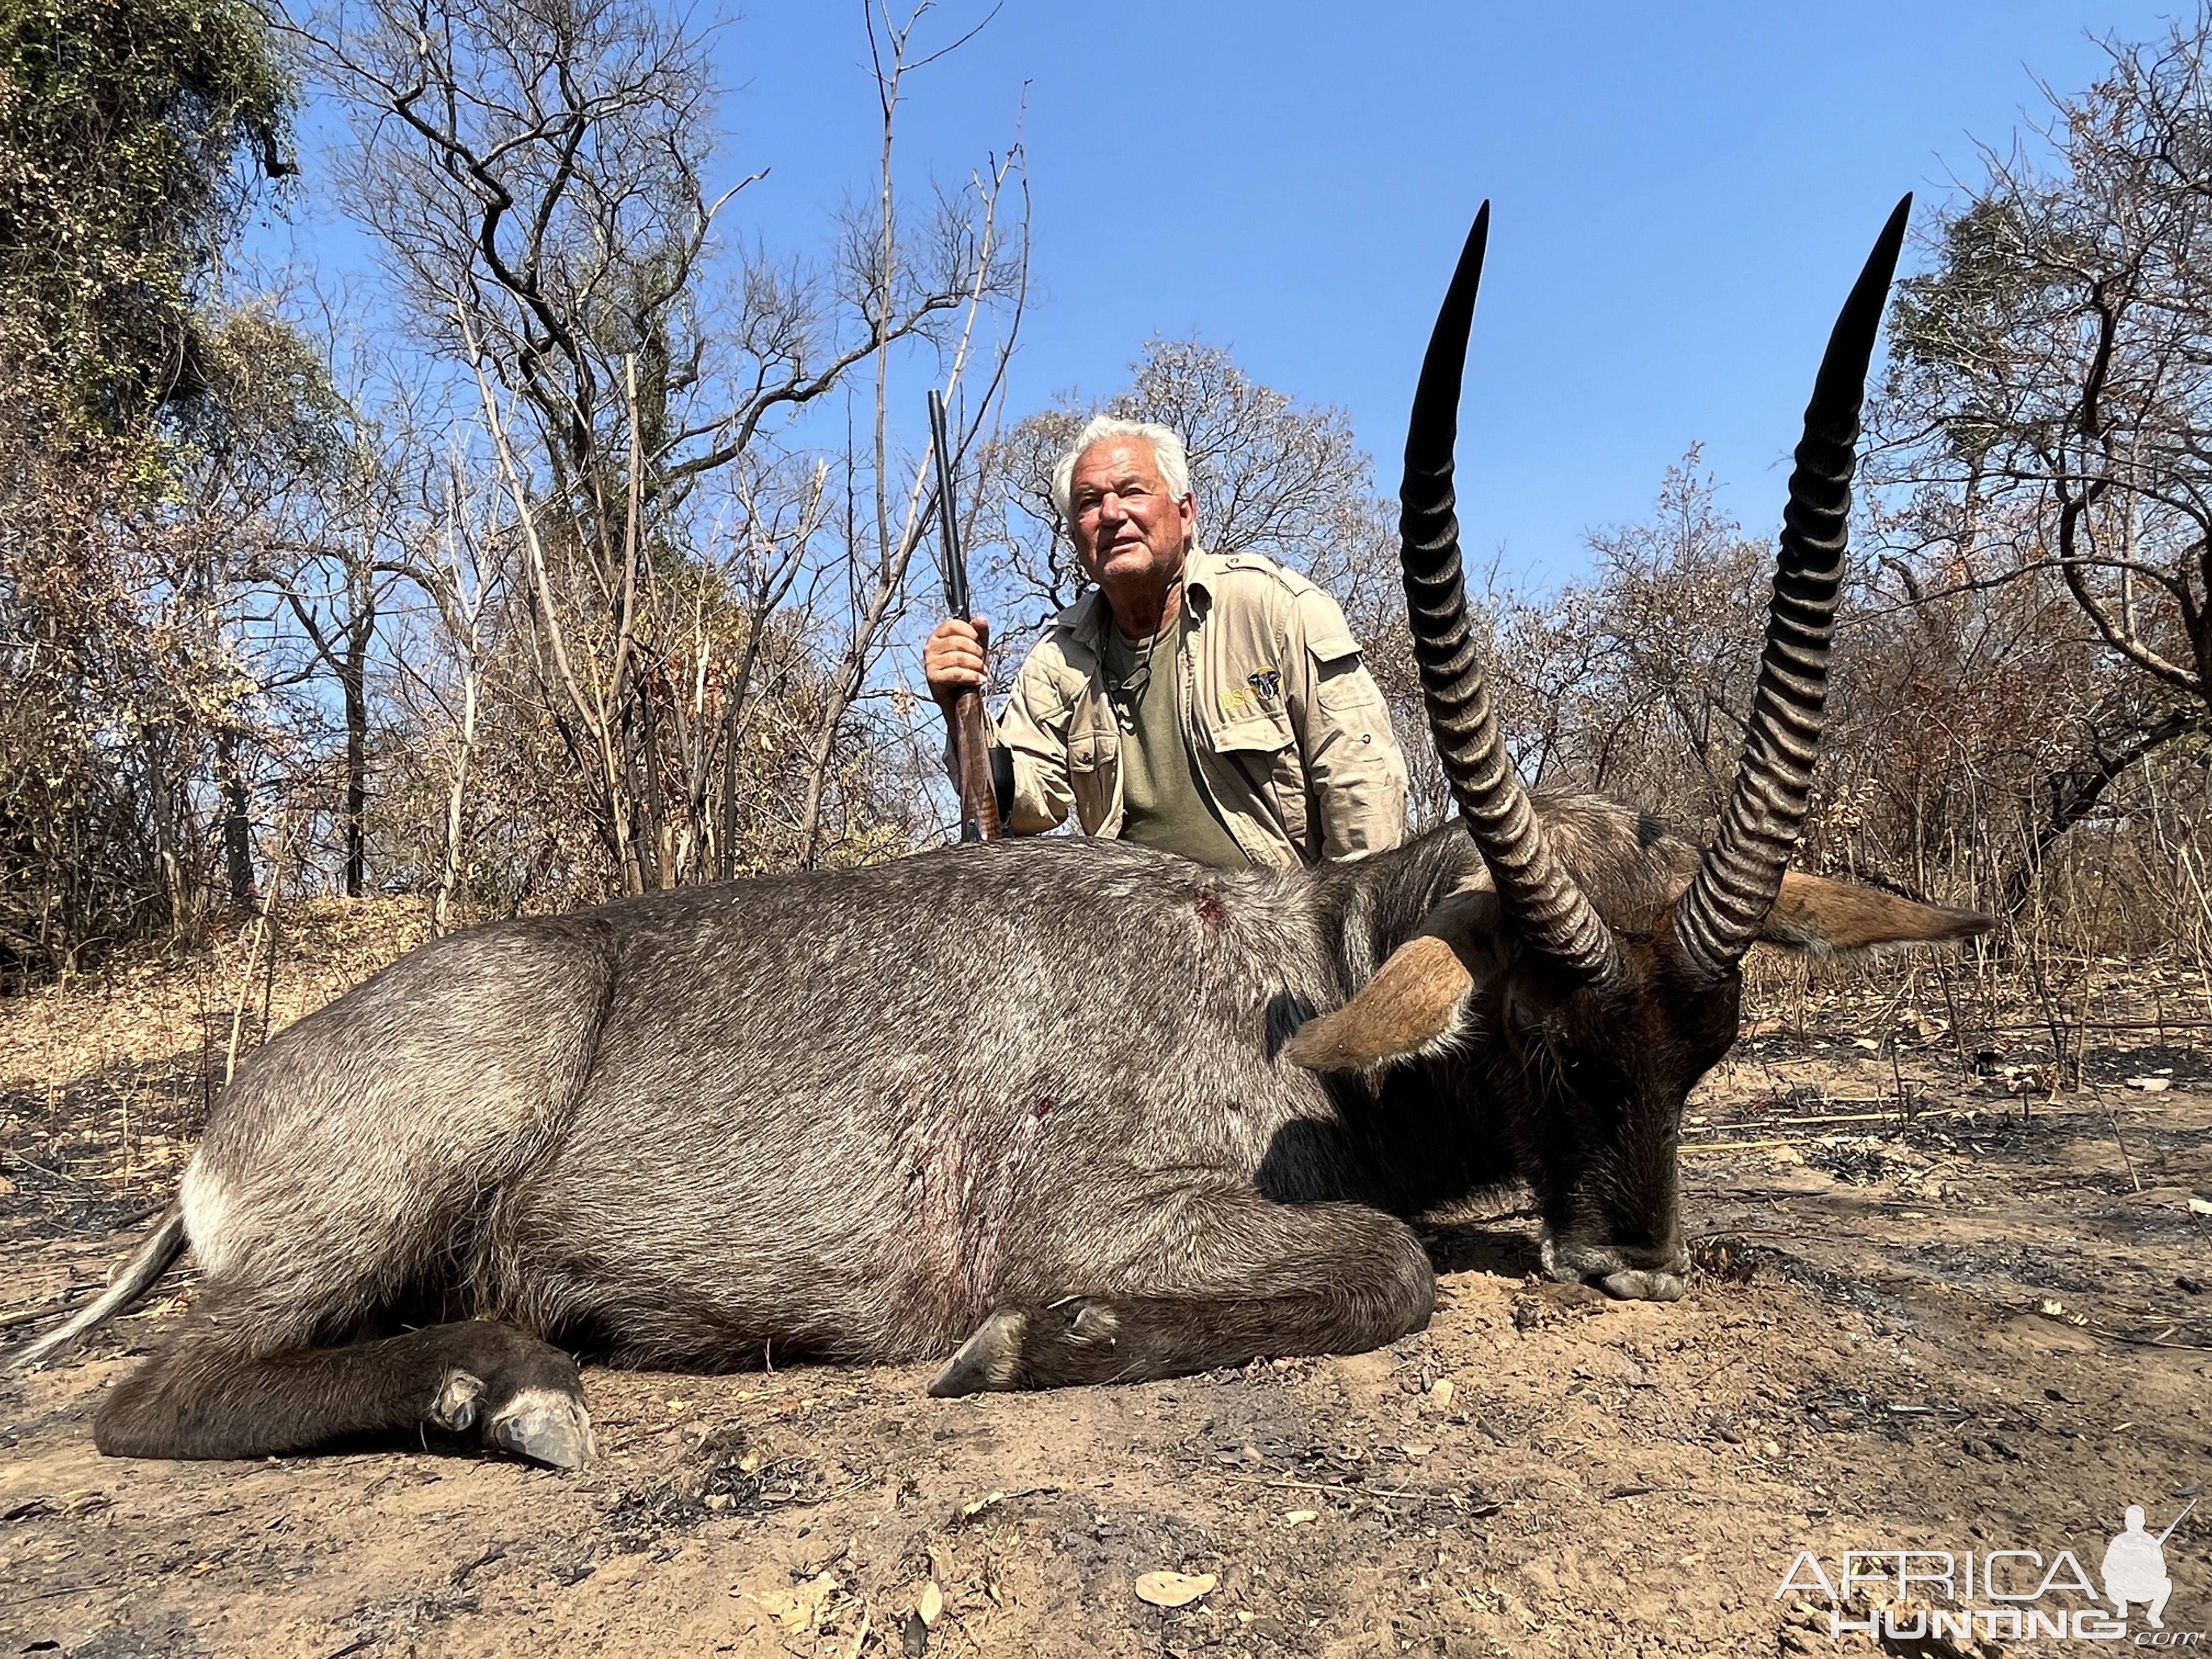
[
  {"x1": 0, "y1": 0, "x2": 292, "y2": 438},
  {"x1": 0, "y1": 0, "x2": 299, "y2": 986},
  {"x1": 1888, "y1": 194, "x2": 2079, "y2": 468}
]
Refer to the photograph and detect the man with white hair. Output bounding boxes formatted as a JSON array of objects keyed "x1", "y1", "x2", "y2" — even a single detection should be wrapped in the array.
[{"x1": 923, "y1": 415, "x2": 1407, "y2": 867}]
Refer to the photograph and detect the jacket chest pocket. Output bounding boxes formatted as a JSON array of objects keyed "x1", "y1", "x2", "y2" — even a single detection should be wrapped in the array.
[
  {"x1": 1066, "y1": 724, "x2": 1117, "y2": 831},
  {"x1": 1209, "y1": 712, "x2": 1304, "y2": 843}
]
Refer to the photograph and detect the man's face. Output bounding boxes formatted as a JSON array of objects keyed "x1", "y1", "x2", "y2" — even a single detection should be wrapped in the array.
[{"x1": 1066, "y1": 437, "x2": 1195, "y2": 592}]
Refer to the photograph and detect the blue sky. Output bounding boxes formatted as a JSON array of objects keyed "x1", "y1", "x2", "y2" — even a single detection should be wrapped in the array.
[{"x1": 270, "y1": 0, "x2": 2190, "y2": 584}]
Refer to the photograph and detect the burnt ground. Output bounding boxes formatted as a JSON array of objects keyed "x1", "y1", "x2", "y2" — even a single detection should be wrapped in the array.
[{"x1": 1, "y1": 910, "x2": 2209, "y2": 1657}]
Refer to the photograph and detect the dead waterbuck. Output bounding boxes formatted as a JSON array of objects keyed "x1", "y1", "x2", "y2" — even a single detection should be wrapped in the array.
[{"x1": 11, "y1": 195, "x2": 1982, "y2": 1467}]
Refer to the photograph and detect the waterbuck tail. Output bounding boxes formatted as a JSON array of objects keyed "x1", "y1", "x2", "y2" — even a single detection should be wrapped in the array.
[{"x1": 5, "y1": 1207, "x2": 188, "y2": 1370}]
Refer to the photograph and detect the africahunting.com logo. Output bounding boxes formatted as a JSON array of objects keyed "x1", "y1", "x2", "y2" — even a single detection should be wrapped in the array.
[{"x1": 1776, "y1": 1497, "x2": 2199, "y2": 1644}]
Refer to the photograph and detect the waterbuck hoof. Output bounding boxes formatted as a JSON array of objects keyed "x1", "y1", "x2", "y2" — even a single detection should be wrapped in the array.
[
  {"x1": 487, "y1": 1387, "x2": 597, "y2": 1469},
  {"x1": 928, "y1": 1310, "x2": 1028, "y2": 1397},
  {"x1": 1598, "y1": 1269, "x2": 1685, "y2": 1303},
  {"x1": 428, "y1": 1369, "x2": 487, "y2": 1431}
]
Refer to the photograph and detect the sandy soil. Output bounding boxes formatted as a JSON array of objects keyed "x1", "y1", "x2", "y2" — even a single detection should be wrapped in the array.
[{"x1": 2, "y1": 912, "x2": 2208, "y2": 1657}]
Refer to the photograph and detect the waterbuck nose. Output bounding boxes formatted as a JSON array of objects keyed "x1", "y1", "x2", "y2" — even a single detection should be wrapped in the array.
[
  {"x1": 1598, "y1": 1268, "x2": 1686, "y2": 1303},
  {"x1": 1541, "y1": 1231, "x2": 1689, "y2": 1287}
]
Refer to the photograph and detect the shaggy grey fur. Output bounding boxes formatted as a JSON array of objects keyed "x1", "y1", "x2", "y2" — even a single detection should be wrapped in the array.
[{"x1": 20, "y1": 794, "x2": 1977, "y2": 1463}]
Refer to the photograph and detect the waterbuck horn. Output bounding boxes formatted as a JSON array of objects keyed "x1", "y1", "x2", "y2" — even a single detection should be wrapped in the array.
[
  {"x1": 1400, "y1": 204, "x2": 1621, "y2": 986},
  {"x1": 1672, "y1": 194, "x2": 1913, "y2": 983}
]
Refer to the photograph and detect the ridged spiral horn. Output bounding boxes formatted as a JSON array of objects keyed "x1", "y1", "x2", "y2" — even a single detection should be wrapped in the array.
[
  {"x1": 1672, "y1": 194, "x2": 1913, "y2": 983},
  {"x1": 1400, "y1": 204, "x2": 1622, "y2": 986}
]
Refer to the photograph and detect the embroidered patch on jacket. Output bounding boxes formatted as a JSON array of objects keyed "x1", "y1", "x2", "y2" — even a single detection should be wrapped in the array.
[{"x1": 1246, "y1": 667, "x2": 1283, "y2": 702}]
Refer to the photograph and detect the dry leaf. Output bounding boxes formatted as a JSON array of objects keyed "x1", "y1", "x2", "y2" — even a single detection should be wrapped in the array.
[
  {"x1": 2128, "y1": 1076, "x2": 2172, "y2": 1092},
  {"x1": 953, "y1": 1489, "x2": 1006, "y2": 1526},
  {"x1": 1281, "y1": 1509, "x2": 1319, "y2": 1526},
  {"x1": 1135, "y1": 1571, "x2": 1217, "y2": 1609},
  {"x1": 749, "y1": 1571, "x2": 840, "y2": 1633},
  {"x1": 918, "y1": 1581, "x2": 943, "y2": 1626},
  {"x1": 1427, "y1": 1378, "x2": 1454, "y2": 1410}
]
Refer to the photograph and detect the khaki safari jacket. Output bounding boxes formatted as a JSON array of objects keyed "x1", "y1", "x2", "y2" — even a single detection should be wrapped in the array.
[{"x1": 978, "y1": 546, "x2": 1409, "y2": 867}]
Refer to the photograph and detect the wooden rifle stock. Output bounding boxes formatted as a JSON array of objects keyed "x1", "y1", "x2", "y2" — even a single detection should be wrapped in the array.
[
  {"x1": 928, "y1": 388, "x2": 1002, "y2": 843},
  {"x1": 950, "y1": 689, "x2": 1000, "y2": 842}
]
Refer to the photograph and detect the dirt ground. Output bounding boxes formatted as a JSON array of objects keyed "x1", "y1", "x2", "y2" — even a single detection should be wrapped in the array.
[{"x1": 2, "y1": 907, "x2": 2209, "y2": 1657}]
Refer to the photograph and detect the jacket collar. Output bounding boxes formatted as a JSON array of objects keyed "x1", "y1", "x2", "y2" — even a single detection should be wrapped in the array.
[{"x1": 1058, "y1": 543, "x2": 1220, "y2": 651}]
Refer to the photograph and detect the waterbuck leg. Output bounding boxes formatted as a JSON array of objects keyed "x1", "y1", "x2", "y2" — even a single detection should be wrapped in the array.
[
  {"x1": 930, "y1": 1195, "x2": 1434, "y2": 1395},
  {"x1": 95, "y1": 1305, "x2": 595, "y2": 1467}
]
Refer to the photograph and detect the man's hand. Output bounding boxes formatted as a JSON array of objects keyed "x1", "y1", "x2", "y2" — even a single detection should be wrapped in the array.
[{"x1": 924, "y1": 616, "x2": 991, "y2": 709}]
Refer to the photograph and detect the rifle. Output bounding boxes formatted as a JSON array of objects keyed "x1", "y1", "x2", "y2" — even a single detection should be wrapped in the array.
[
  {"x1": 2156, "y1": 1496, "x2": 2199, "y2": 1545},
  {"x1": 928, "y1": 389, "x2": 1002, "y2": 842}
]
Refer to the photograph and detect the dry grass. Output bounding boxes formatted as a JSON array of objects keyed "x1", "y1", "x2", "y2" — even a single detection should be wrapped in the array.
[{"x1": 0, "y1": 898, "x2": 430, "y2": 1228}]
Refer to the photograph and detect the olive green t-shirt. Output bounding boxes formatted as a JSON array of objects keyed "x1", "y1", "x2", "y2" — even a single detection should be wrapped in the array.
[{"x1": 1102, "y1": 618, "x2": 1251, "y2": 870}]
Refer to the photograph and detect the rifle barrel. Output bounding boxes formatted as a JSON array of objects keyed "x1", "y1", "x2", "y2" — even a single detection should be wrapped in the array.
[
  {"x1": 928, "y1": 390, "x2": 969, "y2": 620},
  {"x1": 925, "y1": 387, "x2": 1001, "y2": 842},
  {"x1": 2157, "y1": 1496, "x2": 2198, "y2": 1544}
]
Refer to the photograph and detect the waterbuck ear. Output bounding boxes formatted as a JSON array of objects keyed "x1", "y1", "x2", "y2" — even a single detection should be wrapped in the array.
[
  {"x1": 1283, "y1": 891, "x2": 1505, "y2": 1073},
  {"x1": 1759, "y1": 872, "x2": 1990, "y2": 956}
]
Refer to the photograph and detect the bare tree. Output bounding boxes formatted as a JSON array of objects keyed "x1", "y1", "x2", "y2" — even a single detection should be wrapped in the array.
[
  {"x1": 1576, "y1": 454, "x2": 1769, "y2": 817},
  {"x1": 1878, "y1": 12, "x2": 2212, "y2": 908},
  {"x1": 254, "y1": 366, "x2": 427, "y2": 899},
  {"x1": 790, "y1": 10, "x2": 1028, "y2": 867},
  {"x1": 312, "y1": 0, "x2": 1023, "y2": 891},
  {"x1": 367, "y1": 443, "x2": 507, "y2": 934}
]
